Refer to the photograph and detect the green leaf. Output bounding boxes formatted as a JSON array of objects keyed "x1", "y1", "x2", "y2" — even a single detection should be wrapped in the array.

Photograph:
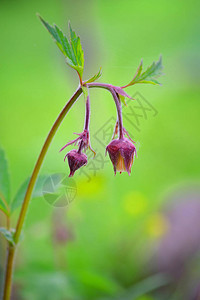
[
  {"x1": 67, "y1": 22, "x2": 84, "y2": 78},
  {"x1": 0, "y1": 227, "x2": 15, "y2": 246},
  {"x1": 0, "y1": 200, "x2": 8, "y2": 215},
  {"x1": 85, "y1": 68, "x2": 102, "y2": 83},
  {"x1": 112, "y1": 274, "x2": 170, "y2": 300},
  {"x1": 127, "y1": 56, "x2": 163, "y2": 86},
  {"x1": 130, "y1": 59, "x2": 143, "y2": 84},
  {"x1": 11, "y1": 175, "x2": 49, "y2": 213},
  {"x1": 82, "y1": 86, "x2": 88, "y2": 101},
  {"x1": 54, "y1": 25, "x2": 73, "y2": 60},
  {"x1": 0, "y1": 147, "x2": 11, "y2": 213},
  {"x1": 38, "y1": 15, "x2": 84, "y2": 80},
  {"x1": 118, "y1": 94, "x2": 127, "y2": 106}
]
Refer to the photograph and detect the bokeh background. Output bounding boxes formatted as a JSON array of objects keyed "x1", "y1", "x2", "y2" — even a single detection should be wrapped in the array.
[{"x1": 0, "y1": 0, "x2": 200, "y2": 299}]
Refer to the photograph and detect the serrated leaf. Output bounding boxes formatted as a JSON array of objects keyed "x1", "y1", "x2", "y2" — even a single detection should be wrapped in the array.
[
  {"x1": 0, "y1": 148, "x2": 11, "y2": 211},
  {"x1": 130, "y1": 59, "x2": 143, "y2": 84},
  {"x1": 54, "y1": 25, "x2": 73, "y2": 61},
  {"x1": 127, "y1": 56, "x2": 163, "y2": 87},
  {"x1": 11, "y1": 175, "x2": 49, "y2": 213},
  {"x1": 38, "y1": 15, "x2": 84, "y2": 80},
  {"x1": 85, "y1": 68, "x2": 102, "y2": 84},
  {"x1": 0, "y1": 227, "x2": 15, "y2": 246},
  {"x1": 68, "y1": 22, "x2": 84, "y2": 77}
]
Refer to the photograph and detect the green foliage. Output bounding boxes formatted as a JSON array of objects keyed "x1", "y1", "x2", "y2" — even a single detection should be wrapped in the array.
[
  {"x1": 38, "y1": 15, "x2": 84, "y2": 80},
  {"x1": 85, "y1": 68, "x2": 102, "y2": 83},
  {"x1": 0, "y1": 148, "x2": 11, "y2": 214},
  {"x1": 126, "y1": 56, "x2": 163, "y2": 86},
  {"x1": 11, "y1": 175, "x2": 50, "y2": 213},
  {"x1": 0, "y1": 227, "x2": 15, "y2": 246},
  {"x1": 82, "y1": 86, "x2": 89, "y2": 102},
  {"x1": 118, "y1": 94, "x2": 127, "y2": 106},
  {"x1": 112, "y1": 274, "x2": 170, "y2": 300},
  {"x1": 0, "y1": 147, "x2": 70, "y2": 216}
]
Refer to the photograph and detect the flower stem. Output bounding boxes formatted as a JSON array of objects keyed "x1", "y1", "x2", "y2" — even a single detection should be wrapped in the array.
[
  {"x1": 3, "y1": 245, "x2": 15, "y2": 300},
  {"x1": 110, "y1": 88, "x2": 124, "y2": 139},
  {"x1": 78, "y1": 87, "x2": 90, "y2": 154},
  {"x1": 87, "y1": 82, "x2": 124, "y2": 139},
  {"x1": 3, "y1": 81, "x2": 122, "y2": 299},
  {"x1": 84, "y1": 92, "x2": 90, "y2": 132},
  {"x1": 3, "y1": 87, "x2": 82, "y2": 300}
]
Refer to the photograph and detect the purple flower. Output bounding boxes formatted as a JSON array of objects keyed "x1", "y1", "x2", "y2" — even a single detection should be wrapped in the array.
[
  {"x1": 106, "y1": 138, "x2": 136, "y2": 175},
  {"x1": 65, "y1": 150, "x2": 87, "y2": 177}
]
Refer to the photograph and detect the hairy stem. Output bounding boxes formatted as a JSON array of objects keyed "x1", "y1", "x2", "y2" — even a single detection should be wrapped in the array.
[
  {"x1": 78, "y1": 87, "x2": 90, "y2": 154},
  {"x1": 110, "y1": 88, "x2": 124, "y2": 139},
  {"x1": 84, "y1": 93, "x2": 90, "y2": 132},
  {"x1": 87, "y1": 82, "x2": 124, "y2": 139}
]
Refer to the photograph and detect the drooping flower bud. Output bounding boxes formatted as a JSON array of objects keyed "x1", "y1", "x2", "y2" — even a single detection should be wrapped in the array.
[
  {"x1": 106, "y1": 138, "x2": 136, "y2": 175},
  {"x1": 66, "y1": 150, "x2": 87, "y2": 177}
]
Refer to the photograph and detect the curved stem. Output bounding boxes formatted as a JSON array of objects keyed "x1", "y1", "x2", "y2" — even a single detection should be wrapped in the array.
[
  {"x1": 110, "y1": 88, "x2": 124, "y2": 139},
  {"x1": 13, "y1": 87, "x2": 82, "y2": 244},
  {"x1": 3, "y1": 87, "x2": 82, "y2": 300},
  {"x1": 3, "y1": 81, "x2": 122, "y2": 300},
  {"x1": 87, "y1": 82, "x2": 124, "y2": 139}
]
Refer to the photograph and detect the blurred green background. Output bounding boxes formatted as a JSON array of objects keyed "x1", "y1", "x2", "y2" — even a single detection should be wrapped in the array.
[{"x1": 0, "y1": 0, "x2": 200, "y2": 299}]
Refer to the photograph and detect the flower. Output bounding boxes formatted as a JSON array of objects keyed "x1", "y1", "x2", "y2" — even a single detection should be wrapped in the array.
[
  {"x1": 106, "y1": 138, "x2": 136, "y2": 175},
  {"x1": 65, "y1": 150, "x2": 87, "y2": 177}
]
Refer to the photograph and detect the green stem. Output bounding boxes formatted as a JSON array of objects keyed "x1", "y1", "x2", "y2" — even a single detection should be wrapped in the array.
[
  {"x1": 3, "y1": 245, "x2": 15, "y2": 300},
  {"x1": 14, "y1": 87, "x2": 82, "y2": 243},
  {"x1": 3, "y1": 87, "x2": 82, "y2": 300}
]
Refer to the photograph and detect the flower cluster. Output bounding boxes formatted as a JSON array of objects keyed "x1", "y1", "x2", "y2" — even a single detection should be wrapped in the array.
[
  {"x1": 60, "y1": 87, "x2": 137, "y2": 177},
  {"x1": 39, "y1": 17, "x2": 163, "y2": 178}
]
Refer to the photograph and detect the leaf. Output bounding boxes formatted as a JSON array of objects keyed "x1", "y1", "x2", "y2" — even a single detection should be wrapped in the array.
[
  {"x1": 114, "y1": 86, "x2": 133, "y2": 99},
  {"x1": 38, "y1": 15, "x2": 84, "y2": 80},
  {"x1": 127, "y1": 56, "x2": 163, "y2": 86},
  {"x1": 130, "y1": 59, "x2": 143, "y2": 84},
  {"x1": 0, "y1": 227, "x2": 15, "y2": 246},
  {"x1": 0, "y1": 200, "x2": 8, "y2": 215},
  {"x1": 118, "y1": 94, "x2": 127, "y2": 106},
  {"x1": 85, "y1": 68, "x2": 102, "y2": 83},
  {"x1": 11, "y1": 175, "x2": 49, "y2": 213},
  {"x1": 82, "y1": 86, "x2": 88, "y2": 101},
  {"x1": 112, "y1": 273, "x2": 170, "y2": 300},
  {"x1": 0, "y1": 147, "x2": 11, "y2": 213}
]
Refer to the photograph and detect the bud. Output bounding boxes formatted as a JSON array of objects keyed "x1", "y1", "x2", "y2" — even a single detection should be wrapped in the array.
[
  {"x1": 66, "y1": 150, "x2": 87, "y2": 177},
  {"x1": 106, "y1": 138, "x2": 136, "y2": 175}
]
